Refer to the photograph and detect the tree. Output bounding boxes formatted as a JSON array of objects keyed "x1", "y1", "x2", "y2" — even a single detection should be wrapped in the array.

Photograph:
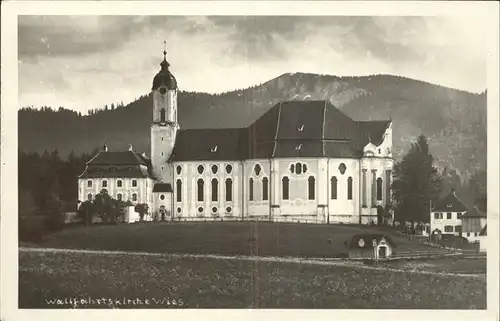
[
  {"x1": 392, "y1": 134, "x2": 442, "y2": 223},
  {"x1": 468, "y1": 170, "x2": 487, "y2": 212},
  {"x1": 77, "y1": 200, "x2": 95, "y2": 226},
  {"x1": 134, "y1": 203, "x2": 149, "y2": 221},
  {"x1": 93, "y1": 189, "x2": 113, "y2": 223}
]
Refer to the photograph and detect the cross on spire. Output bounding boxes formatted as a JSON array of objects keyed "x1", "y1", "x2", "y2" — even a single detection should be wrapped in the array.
[{"x1": 160, "y1": 40, "x2": 170, "y2": 70}]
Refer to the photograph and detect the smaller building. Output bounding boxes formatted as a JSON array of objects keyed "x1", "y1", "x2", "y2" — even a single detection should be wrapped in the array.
[
  {"x1": 430, "y1": 189, "x2": 467, "y2": 236},
  {"x1": 346, "y1": 233, "x2": 396, "y2": 259},
  {"x1": 462, "y1": 206, "x2": 487, "y2": 242},
  {"x1": 77, "y1": 145, "x2": 155, "y2": 211}
]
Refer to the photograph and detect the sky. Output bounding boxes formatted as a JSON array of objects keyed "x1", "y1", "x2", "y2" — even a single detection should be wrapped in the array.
[{"x1": 18, "y1": 15, "x2": 490, "y2": 113}]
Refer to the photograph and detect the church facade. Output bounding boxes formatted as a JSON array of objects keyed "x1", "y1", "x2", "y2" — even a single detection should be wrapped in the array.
[{"x1": 78, "y1": 50, "x2": 394, "y2": 224}]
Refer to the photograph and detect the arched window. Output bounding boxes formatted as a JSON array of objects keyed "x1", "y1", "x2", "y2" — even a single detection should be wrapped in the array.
[
  {"x1": 331, "y1": 176, "x2": 338, "y2": 199},
  {"x1": 132, "y1": 193, "x2": 137, "y2": 202},
  {"x1": 176, "y1": 179, "x2": 182, "y2": 202},
  {"x1": 87, "y1": 180, "x2": 92, "y2": 188},
  {"x1": 296, "y1": 162, "x2": 302, "y2": 174},
  {"x1": 377, "y1": 178, "x2": 383, "y2": 201},
  {"x1": 117, "y1": 193, "x2": 122, "y2": 201},
  {"x1": 225, "y1": 178, "x2": 233, "y2": 202},
  {"x1": 290, "y1": 164, "x2": 295, "y2": 174},
  {"x1": 249, "y1": 178, "x2": 254, "y2": 201},
  {"x1": 347, "y1": 177, "x2": 353, "y2": 200},
  {"x1": 197, "y1": 165, "x2": 204, "y2": 175},
  {"x1": 308, "y1": 176, "x2": 315, "y2": 200},
  {"x1": 211, "y1": 165, "x2": 218, "y2": 175},
  {"x1": 197, "y1": 179, "x2": 204, "y2": 202},
  {"x1": 282, "y1": 176, "x2": 289, "y2": 200},
  {"x1": 160, "y1": 108, "x2": 166, "y2": 122},
  {"x1": 117, "y1": 180, "x2": 122, "y2": 188},
  {"x1": 211, "y1": 178, "x2": 218, "y2": 202},
  {"x1": 87, "y1": 193, "x2": 92, "y2": 201},
  {"x1": 262, "y1": 177, "x2": 269, "y2": 201}
]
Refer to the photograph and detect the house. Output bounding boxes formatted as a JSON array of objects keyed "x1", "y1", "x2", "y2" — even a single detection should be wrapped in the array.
[
  {"x1": 430, "y1": 189, "x2": 467, "y2": 236},
  {"x1": 461, "y1": 206, "x2": 487, "y2": 243},
  {"x1": 78, "y1": 46, "x2": 394, "y2": 224}
]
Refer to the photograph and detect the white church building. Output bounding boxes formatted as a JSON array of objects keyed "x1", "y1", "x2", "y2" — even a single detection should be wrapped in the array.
[{"x1": 78, "y1": 49, "x2": 394, "y2": 224}]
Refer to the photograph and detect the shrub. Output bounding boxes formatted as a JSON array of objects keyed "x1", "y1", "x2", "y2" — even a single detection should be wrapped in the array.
[{"x1": 19, "y1": 216, "x2": 48, "y2": 243}]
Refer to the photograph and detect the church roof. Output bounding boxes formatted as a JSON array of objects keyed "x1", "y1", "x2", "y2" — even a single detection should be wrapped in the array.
[
  {"x1": 248, "y1": 100, "x2": 390, "y2": 158},
  {"x1": 169, "y1": 100, "x2": 391, "y2": 161},
  {"x1": 170, "y1": 128, "x2": 247, "y2": 161},
  {"x1": 431, "y1": 191, "x2": 468, "y2": 212}
]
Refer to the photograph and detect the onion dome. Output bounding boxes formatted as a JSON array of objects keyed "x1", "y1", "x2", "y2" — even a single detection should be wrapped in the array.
[{"x1": 152, "y1": 43, "x2": 178, "y2": 91}]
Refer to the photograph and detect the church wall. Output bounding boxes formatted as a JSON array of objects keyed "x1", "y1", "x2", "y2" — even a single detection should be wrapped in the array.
[
  {"x1": 359, "y1": 157, "x2": 394, "y2": 224},
  {"x1": 151, "y1": 125, "x2": 177, "y2": 182},
  {"x1": 172, "y1": 161, "x2": 242, "y2": 220},
  {"x1": 243, "y1": 159, "x2": 271, "y2": 217},
  {"x1": 274, "y1": 158, "x2": 321, "y2": 220},
  {"x1": 327, "y1": 158, "x2": 361, "y2": 224}
]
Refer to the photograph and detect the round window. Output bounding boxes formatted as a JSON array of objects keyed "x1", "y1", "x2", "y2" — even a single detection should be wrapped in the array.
[
  {"x1": 197, "y1": 165, "x2": 204, "y2": 175},
  {"x1": 212, "y1": 206, "x2": 218, "y2": 213},
  {"x1": 358, "y1": 239, "x2": 365, "y2": 248},
  {"x1": 211, "y1": 165, "x2": 218, "y2": 175},
  {"x1": 338, "y1": 163, "x2": 347, "y2": 175},
  {"x1": 198, "y1": 207, "x2": 203, "y2": 213},
  {"x1": 225, "y1": 164, "x2": 233, "y2": 174},
  {"x1": 176, "y1": 165, "x2": 182, "y2": 175},
  {"x1": 159, "y1": 87, "x2": 167, "y2": 95},
  {"x1": 160, "y1": 195, "x2": 165, "y2": 200},
  {"x1": 177, "y1": 207, "x2": 182, "y2": 213},
  {"x1": 226, "y1": 206, "x2": 232, "y2": 213}
]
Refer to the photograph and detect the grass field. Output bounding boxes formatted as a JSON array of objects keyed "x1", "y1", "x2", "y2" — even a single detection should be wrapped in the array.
[
  {"x1": 19, "y1": 250, "x2": 486, "y2": 309},
  {"x1": 34, "y1": 221, "x2": 445, "y2": 258}
]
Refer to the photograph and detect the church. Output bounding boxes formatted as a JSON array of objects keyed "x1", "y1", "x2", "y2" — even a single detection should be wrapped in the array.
[{"x1": 78, "y1": 48, "x2": 394, "y2": 225}]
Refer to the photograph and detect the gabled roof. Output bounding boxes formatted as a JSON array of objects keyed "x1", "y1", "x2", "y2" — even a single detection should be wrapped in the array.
[
  {"x1": 463, "y1": 206, "x2": 487, "y2": 218},
  {"x1": 431, "y1": 191, "x2": 468, "y2": 212},
  {"x1": 87, "y1": 150, "x2": 148, "y2": 166}
]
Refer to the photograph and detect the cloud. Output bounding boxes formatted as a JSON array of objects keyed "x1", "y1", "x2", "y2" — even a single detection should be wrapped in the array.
[{"x1": 17, "y1": 15, "x2": 489, "y2": 113}]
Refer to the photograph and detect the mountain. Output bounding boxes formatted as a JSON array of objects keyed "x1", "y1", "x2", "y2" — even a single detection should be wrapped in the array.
[{"x1": 18, "y1": 73, "x2": 486, "y2": 179}]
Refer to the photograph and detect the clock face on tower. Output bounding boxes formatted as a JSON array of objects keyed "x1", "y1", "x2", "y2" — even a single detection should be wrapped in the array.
[{"x1": 159, "y1": 87, "x2": 167, "y2": 95}]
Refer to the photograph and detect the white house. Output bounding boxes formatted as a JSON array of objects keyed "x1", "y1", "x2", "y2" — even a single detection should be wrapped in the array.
[
  {"x1": 430, "y1": 189, "x2": 467, "y2": 236},
  {"x1": 78, "y1": 46, "x2": 395, "y2": 224},
  {"x1": 461, "y1": 206, "x2": 487, "y2": 243}
]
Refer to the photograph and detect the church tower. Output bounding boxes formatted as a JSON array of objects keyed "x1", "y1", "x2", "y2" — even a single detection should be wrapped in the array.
[{"x1": 151, "y1": 42, "x2": 179, "y2": 183}]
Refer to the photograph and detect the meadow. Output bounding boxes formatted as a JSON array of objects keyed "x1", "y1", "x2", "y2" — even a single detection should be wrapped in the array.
[
  {"x1": 35, "y1": 221, "x2": 443, "y2": 258},
  {"x1": 19, "y1": 222, "x2": 485, "y2": 309}
]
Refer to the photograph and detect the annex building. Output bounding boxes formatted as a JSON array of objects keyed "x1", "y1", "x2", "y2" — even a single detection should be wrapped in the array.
[{"x1": 78, "y1": 49, "x2": 394, "y2": 224}]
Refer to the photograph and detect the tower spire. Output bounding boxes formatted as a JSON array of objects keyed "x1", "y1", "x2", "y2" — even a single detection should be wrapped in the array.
[{"x1": 160, "y1": 40, "x2": 170, "y2": 70}]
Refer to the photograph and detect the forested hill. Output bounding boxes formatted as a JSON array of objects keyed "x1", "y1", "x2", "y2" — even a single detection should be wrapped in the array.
[{"x1": 18, "y1": 73, "x2": 486, "y2": 179}]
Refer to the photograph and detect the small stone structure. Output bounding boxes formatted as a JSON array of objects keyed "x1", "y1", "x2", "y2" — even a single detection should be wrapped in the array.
[{"x1": 346, "y1": 233, "x2": 397, "y2": 259}]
